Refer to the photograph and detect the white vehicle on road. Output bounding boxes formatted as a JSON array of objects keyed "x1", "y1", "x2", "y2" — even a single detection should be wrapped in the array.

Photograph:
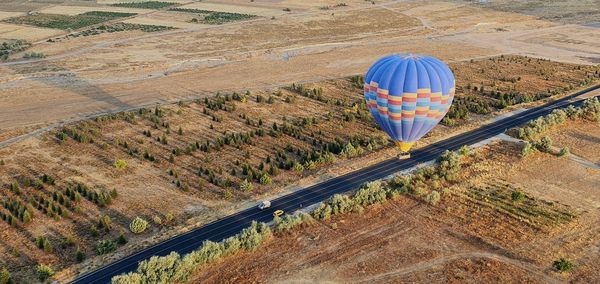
[{"x1": 258, "y1": 200, "x2": 271, "y2": 210}]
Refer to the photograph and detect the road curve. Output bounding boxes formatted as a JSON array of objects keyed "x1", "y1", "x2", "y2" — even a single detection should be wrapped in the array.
[{"x1": 72, "y1": 84, "x2": 600, "y2": 284}]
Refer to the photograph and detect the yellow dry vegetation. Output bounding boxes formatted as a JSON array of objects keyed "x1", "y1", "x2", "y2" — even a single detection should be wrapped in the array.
[{"x1": 0, "y1": 23, "x2": 63, "y2": 41}]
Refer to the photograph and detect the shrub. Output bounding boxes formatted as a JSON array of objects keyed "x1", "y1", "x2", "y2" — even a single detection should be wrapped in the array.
[
  {"x1": 558, "y1": 147, "x2": 570, "y2": 157},
  {"x1": 43, "y1": 239, "x2": 53, "y2": 253},
  {"x1": 36, "y1": 264, "x2": 54, "y2": 282},
  {"x1": 521, "y1": 141, "x2": 535, "y2": 157},
  {"x1": 511, "y1": 190, "x2": 525, "y2": 202},
  {"x1": 76, "y1": 248, "x2": 86, "y2": 262},
  {"x1": 553, "y1": 258, "x2": 573, "y2": 273},
  {"x1": 312, "y1": 202, "x2": 332, "y2": 220},
  {"x1": 98, "y1": 215, "x2": 112, "y2": 231},
  {"x1": 459, "y1": 145, "x2": 470, "y2": 156},
  {"x1": 130, "y1": 217, "x2": 149, "y2": 234},
  {"x1": 259, "y1": 173, "x2": 272, "y2": 185},
  {"x1": 117, "y1": 234, "x2": 128, "y2": 245},
  {"x1": 425, "y1": 191, "x2": 441, "y2": 205},
  {"x1": 329, "y1": 194, "x2": 354, "y2": 215},
  {"x1": 136, "y1": 252, "x2": 180, "y2": 283},
  {"x1": 293, "y1": 162, "x2": 304, "y2": 173},
  {"x1": 239, "y1": 179, "x2": 253, "y2": 192},
  {"x1": 536, "y1": 136, "x2": 552, "y2": 152},
  {"x1": 0, "y1": 267, "x2": 10, "y2": 284},
  {"x1": 153, "y1": 215, "x2": 163, "y2": 226},
  {"x1": 274, "y1": 212, "x2": 313, "y2": 232},
  {"x1": 96, "y1": 240, "x2": 117, "y2": 255},
  {"x1": 353, "y1": 181, "x2": 386, "y2": 206},
  {"x1": 114, "y1": 159, "x2": 127, "y2": 169},
  {"x1": 437, "y1": 150, "x2": 461, "y2": 180}
]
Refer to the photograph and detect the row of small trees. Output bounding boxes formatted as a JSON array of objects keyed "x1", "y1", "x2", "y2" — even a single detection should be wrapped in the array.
[
  {"x1": 514, "y1": 97, "x2": 600, "y2": 157},
  {"x1": 110, "y1": 148, "x2": 468, "y2": 283},
  {"x1": 111, "y1": 221, "x2": 272, "y2": 284}
]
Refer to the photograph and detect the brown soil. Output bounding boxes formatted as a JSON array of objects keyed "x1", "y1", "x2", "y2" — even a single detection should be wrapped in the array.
[
  {"x1": 1, "y1": 1, "x2": 599, "y2": 137},
  {"x1": 190, "y1": 127, "x2": 600, "y2": 283}
]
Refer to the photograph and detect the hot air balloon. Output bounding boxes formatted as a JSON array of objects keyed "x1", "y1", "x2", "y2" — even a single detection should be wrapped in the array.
[{"x1": 363, "y1": 54, "x2": 455, "y2": 158}]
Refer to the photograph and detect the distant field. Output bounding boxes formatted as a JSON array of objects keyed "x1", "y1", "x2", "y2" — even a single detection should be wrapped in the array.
[
  {"x1": 169, "y1": 8, "x2": 257, "y2": 24},
  {"x1": 465, "y1": 0, "x2": 600, "y2": 25},
  {"x1": 65, "y1": 22, "x2": 174, "y2": 38},
  {"x1": 122, "y1": 16, "x2": 199, "y2": 29},
  {"x1": 111, "y1": 1, "x2": 178, "y2": 9},
  {"x1": 0, "y1": 23, "x2": 63, "y2": 41},
  {"x1": 178, "y1": 2, "x2": 285, "y2": 17},
  {"x1": 3, "y1": 11, "x2": 137, "y2": 30},
  {"x1": 0, "y1": 11, "x2": 22, "y2": 21},
  {"x1": 38, "y1": 5, "x2": 151, "y2": 16}
]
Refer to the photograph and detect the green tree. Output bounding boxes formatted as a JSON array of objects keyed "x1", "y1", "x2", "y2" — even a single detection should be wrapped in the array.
[
  {"x1": 22, "y1": 210, "x2": 32, "y2": 223},
  {"x1": 559, "y1": 147, "x2": 570, "y2": 157},
  {"x1": 96, "y1": 240, "x2": 117, "y2": 255},
  {"x1": 0, "y1": 267, "x2": 10, "y2": 284},
  {"x1": 537, "y1": 136, "x2": 552, "y2": 152},
  {"x1": 511, "y1": 190, "x2": 525, "y2": 202},
  {"x1": 43, "y1": 239, "x2": 53, "y2": 253},
  {"x1": 521, "y1": 141, "x2": 535, "y2": 157},
  {"x1": 130, "y1": 217, "x2": 149, "y2": 234},
  {"x1": 553, "y1": 258, "x2": 573, "y2": 273},
  {"x1": 36, "y1": 264, "x2": 54, "y2": 282},
  {"x1": 259, "y1": 173, "x2": 272, "y2": 185},
  {"x1": 239, "y1": 179, "x2": 253, "y2": 192},
  {"x1": 426, "y1": 191, "x2": 441, "y2": 205},
  {"x1": 76, "y1": 248, "x2": 86, "y2": 262}
]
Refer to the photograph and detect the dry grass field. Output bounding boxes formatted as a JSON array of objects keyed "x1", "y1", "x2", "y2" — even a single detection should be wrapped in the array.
[
  {"x1": 0, "y1": 0, "x2": 599, "y2": 282},
  {"x1": 0, "y1": 55, "x2": 597, "y2": 282},
  {"x1": 0, "y1": 0, "x2": 598, "y2": 141},
  {"x1": 191, "y1": 123, "x2": 600, "y2": 283}
]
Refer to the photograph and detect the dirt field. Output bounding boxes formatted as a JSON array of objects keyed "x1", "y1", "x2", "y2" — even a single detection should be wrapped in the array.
[
  {"x1": 191, "y1": 122, "x2": 600, "y2": 283},
  {"x1": 0, "y1": 0, "x2": 599, "y2": 142},
  {"x1": 0, "y1": 0, "x2": 599, "y2": 282},
  {"x1": 0, "y1": 57, "x2": 596, "y2": 282}
]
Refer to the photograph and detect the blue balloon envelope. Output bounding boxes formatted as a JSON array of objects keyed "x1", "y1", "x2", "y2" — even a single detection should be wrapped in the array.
[{"x1": 363, "y1": 54, "x2": 455, "y2": 152}]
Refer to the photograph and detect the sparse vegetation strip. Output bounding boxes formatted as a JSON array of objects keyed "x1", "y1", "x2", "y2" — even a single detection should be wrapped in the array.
[
  {"x1": 4, "y1": 12, "x2": 137, "y2": 30},
  {"x1": 110, "y1": 149, "x2": 468, "y2": 283},
  {"x1": 169, "y1": 8, "x2": 257, "y2": 24},
  {"x1": 111, "y1": 1, "x2": 178, "y2": 9},
  {"x1": 510, "y1": 97, "x2": 600, "y2": 156},
  {"x1": 1, "y1": 40, "x2": 30, "y2": 61}
]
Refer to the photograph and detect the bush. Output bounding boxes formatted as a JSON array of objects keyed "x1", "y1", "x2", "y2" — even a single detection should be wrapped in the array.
[
  {"x1": 117, "y1": 234, "x2": 128, "y2": 245},
  {"x1": 293, "y1": 162, "x2": 304, "y2": 173},
  {"x1": 36, "y1": 264, "x2": 54, "y2": 282},
  {"x1": 274, "y1": 212, "x2": 313, "y2": 232},
  {"x1": 353, "y1": 181, "x2": 386, "y2": 206},
  {"x1": 459, "y1": 145, "x2": 470, "y2": 156},
  {"x1": 425, "y1": 191, "x2": 441, "y2": 205},
  {"x1": 96, "y1": 240, "x2": 117, "y2": 255},
  {"x1": 511, "y1": 190, "x2": 525, "y2": 202},
  {"x1": 130, "y1": 217, "x2": 149, "y2": 234},
  {"x1": 76, "y1": 248, "x2": 86, "y2": 262},
  {"x1": 312, "y1": 202, "x2": 332, "y2": 220},
  {"x1": 553, "y1": 258, "x2": 573, "y2": 273},
  {"x1": 98, "y1": 215, "x2": 112, "y2": 231},
  {"x1": 114, "y1": 159, "x2": 127, "y2": 169},
  {"x1": 536, "y1": 136, "x2": 552, "y2": 152},
  {"x1": 329, "y1": 194, "x2": 354, "y2": 215},
  {"x1": 239, "y1": 179, "x2": 253, "y2": 192},
  {"x1": 437, "y1": 150, "x2": 461, "y2": 180},
  {"x1": 559, "y1": 147, "x2": 570, "y2": 157},
  {"x1": 0, "y1": 267, "x2": 10, "y2": 284},
  {"x1": 259, "y1": 173, "x2": 272, "y2": 185},
  {"x1": 521, "y1": 141, "x2": 535, "y2": 157}
]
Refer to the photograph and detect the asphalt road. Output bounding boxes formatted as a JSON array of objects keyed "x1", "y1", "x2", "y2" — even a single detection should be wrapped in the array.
[{"x1": 72, "y1": 84, "x2": 600, "y2": 284}]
